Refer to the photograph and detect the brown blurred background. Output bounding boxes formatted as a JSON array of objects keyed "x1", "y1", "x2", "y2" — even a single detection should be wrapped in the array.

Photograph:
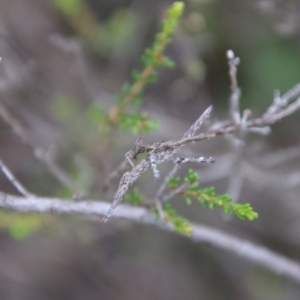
[{"x1": 0, "y1": 0, "x2": 300, "y2": 299}]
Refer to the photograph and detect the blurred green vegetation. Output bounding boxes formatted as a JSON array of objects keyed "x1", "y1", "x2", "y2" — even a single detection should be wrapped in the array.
[
  {"x1": 3, "y1": 0, "x2": 300, "y2": 239},
  {"x1": 52, "y1": 0, "x2": 136, "y2": 53},
  {"x1": 0, "y1": 212, "x2": 54, "y2": 239},
  {"x1": 0, "y1": 1, "x2": 299, "y2": 298}
]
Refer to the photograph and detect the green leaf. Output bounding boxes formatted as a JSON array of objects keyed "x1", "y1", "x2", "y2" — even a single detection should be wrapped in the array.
[
  {"x1": 168, "y1": 2, "x2": 185, "y2": 20},
  {"x1": 53, "y1": 0, "x2": 84, "y2": 16},
  {"x1": 168, "y1": 176, "x2": 180, "y2": 188},
  {"x1": 125, "y1": 188, "x2": 143, "y2": 206},
  {"x1": 119, "y1": 113, "x2": 159, "y2": 134}
]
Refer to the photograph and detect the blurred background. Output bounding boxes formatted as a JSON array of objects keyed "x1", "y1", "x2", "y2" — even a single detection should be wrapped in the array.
[{"x1": 0, "y1": 0, "x2": 300, "y2": 299}]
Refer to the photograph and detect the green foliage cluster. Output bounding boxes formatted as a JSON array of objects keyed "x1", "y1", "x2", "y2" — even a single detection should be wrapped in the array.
[
  {"x1": 124, "y1": 188, "x2": 143, "y2": 206},
  {"x1": 125, "y1": 165, "x2": 258, "y2": 236},
  {"x1": 53, "y1": 2, "x2": 185, "y2": 136},
  {"x1": 158, "y1": 204, "x2": 192, "y2": 236},
  {"x1": 53, "y1": 0, "x2": 136, "y2": 53},
  {"x1": 2, "y1": 2, "x2": 259, "y2": 240},
  {"x1": 53, "y1": 0, "x2": 84, "y2": 17},
  {"x1": 56, "y1": 1, "x2": 257, "y2": 238},
  {"x1": 125, "y1": 187, "x2": 192, "y2": 235},
  {"x1": 52, "y1": 0, "x2": 100, "y2": 44},
  {"x1": 107, "y1": 2, "x2": 185, "y2": 134},
  {"x1": 0, "y1": 212, "x2": 52, "y2": 239},
  {"x1": 175, "y1": 169, "x2": 259, "y2": 221}
]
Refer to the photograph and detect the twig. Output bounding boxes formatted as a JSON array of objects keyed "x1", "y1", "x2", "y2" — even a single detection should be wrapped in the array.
[
  {"x1": 103, "y1": 106, "x2": 214, "y2": 221},
  {"x1": 189, "y1": 223, "x2": 300, "y2": 284},
  {"x1": 155, "y1": 164, "x2": 179, "y2": 199},
  {"x1": 263, "y1": 83, "x2": 300, "y2": 118},
  {"x1": 165, "y1": 156, "x2": 214, "y2": 164},
  {"x1": 0, "y1": 103, "x2": 78, "y2": 192},
  {"x1": 161, "y1": 182, "x2": 189, "y2": 203},
  {"x1": 163, "y1": 95, "x2": 300, "y2": 149},
  {"x1": 103, "y1": 137, "x2": 145, "y2": 190},
  {"x1": 155, "y1": 106, "x2": 213, "y2": 201},
  {"x1": 281, "y1": 83, "x2": 300, "y2": 104},
  {"x1": 226, "y1": 49, "x2": 246, "y2": 202},
  {"x1": 227, "y1": 50, "x2": 241, "y2": 124},
  {"x1": 103, "y1": 152, "x2": 214, "y2": 222},
  {"x1": 155, "y1": 200, "x2": 165, "y2": 220},
  {"x1": 105, "y1": 106, "x2": 213, "y2": 193},
  {"x1": 0, "y1": 192, "x2": 300, "y2": 283},
  {"x1": 104, "y1": 80, "x2": 300, "y2": 220},
  {"x1": 181, "y1": 105, "x2": 213, "y2": 140},
  {"x1": 0, "y1": 158, "x2": 32, "y2": 197},
  {"x1": 149, "y1": 151, "x2": 160, "y2": 180},
  {"x1": 226, "y1": 164, "x2": 244, "y2": 203}
]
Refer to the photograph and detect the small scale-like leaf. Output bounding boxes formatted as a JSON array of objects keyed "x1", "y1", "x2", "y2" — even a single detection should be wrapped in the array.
[
  {"x1": 168, "y1": 176, "x2": 180, "y2": 188},
  {"x1": 209, "y1": 203, "x2": 215, "y2": 210}
]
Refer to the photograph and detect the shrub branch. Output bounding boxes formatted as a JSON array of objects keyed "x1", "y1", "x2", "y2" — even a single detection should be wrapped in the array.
[{"x1": 0, "y1": 192, "x2": 299, "y2": 283}]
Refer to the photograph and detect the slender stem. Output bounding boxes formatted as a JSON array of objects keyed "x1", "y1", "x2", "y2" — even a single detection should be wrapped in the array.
[
  {"x1": 0, "y1": 158, "x2": 31, "y2": 197},
  {"x1": 0, "y1": 192, "x2": 299, "y2": 283},
  {"x1": 0, "y1": 103, "x2": 78, "y2": 192}
]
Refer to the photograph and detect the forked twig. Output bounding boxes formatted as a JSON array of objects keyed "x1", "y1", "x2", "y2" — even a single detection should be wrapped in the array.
[
  {"x1": 104, "y1": 76, "x2": 300, "y2": 221},
  {"x1": 0, "y1": 103, "x2": 78, "y2": 193},
  {"x1": 103, "y1": 106, "x2": 215, "y2": 222},
  {"x1": 0, "y1": 158, "x2": 32, "y2": 197}
]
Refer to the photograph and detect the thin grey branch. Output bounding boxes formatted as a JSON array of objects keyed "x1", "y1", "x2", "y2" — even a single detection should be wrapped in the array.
[
  {"x1": 0, "y1": 158, "x2": 31, "y2": 197},
  {"x1": 103, "y1": 137, "x2": 145, "y2": 190},
  {"x1": 104, "y1": 105, "x2": 213, "y2": 194},
  {"x1": 161, "y1": 182, "x2": 189, "y2": 203},
  {"x1": 165, "y1": 94, "x2": 300, "y2": 149},
  {"x1": 190, "y1": 223, "x2": 300, "y2": 283},
  {"x1": 263, "y1": 82, "x2": 300, "y2": 118},
  {"x1": 103, "y1": 78, "x2": 300, "y2": 221},
  {"x1": 181, "y1": 105, "x2": 213, "y2": 140},
  {"x1": 155, "y1": 105, "x2": 213, "y2": 202},
  {"x1": 227, "y1": 50, "x2": 241, "y2": 124},
  {"x1": 156, "y1": 164, "x2": 179, "y2": 199},
  {"x1": 0, "y1": 103, "x2": 78, "y2": 192},
  {"x1": 0, "y1": 192, "x2": 300, "y2": 283},
  {"x1": 149, "y1": 151, "x2": 160, "y2": 180},
  {"x1": 165, "y1": 156, "x2": 214, "y2": 164},
  {"x1": 104, "y1": 106, "x2": 214, "y2": 220}
]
